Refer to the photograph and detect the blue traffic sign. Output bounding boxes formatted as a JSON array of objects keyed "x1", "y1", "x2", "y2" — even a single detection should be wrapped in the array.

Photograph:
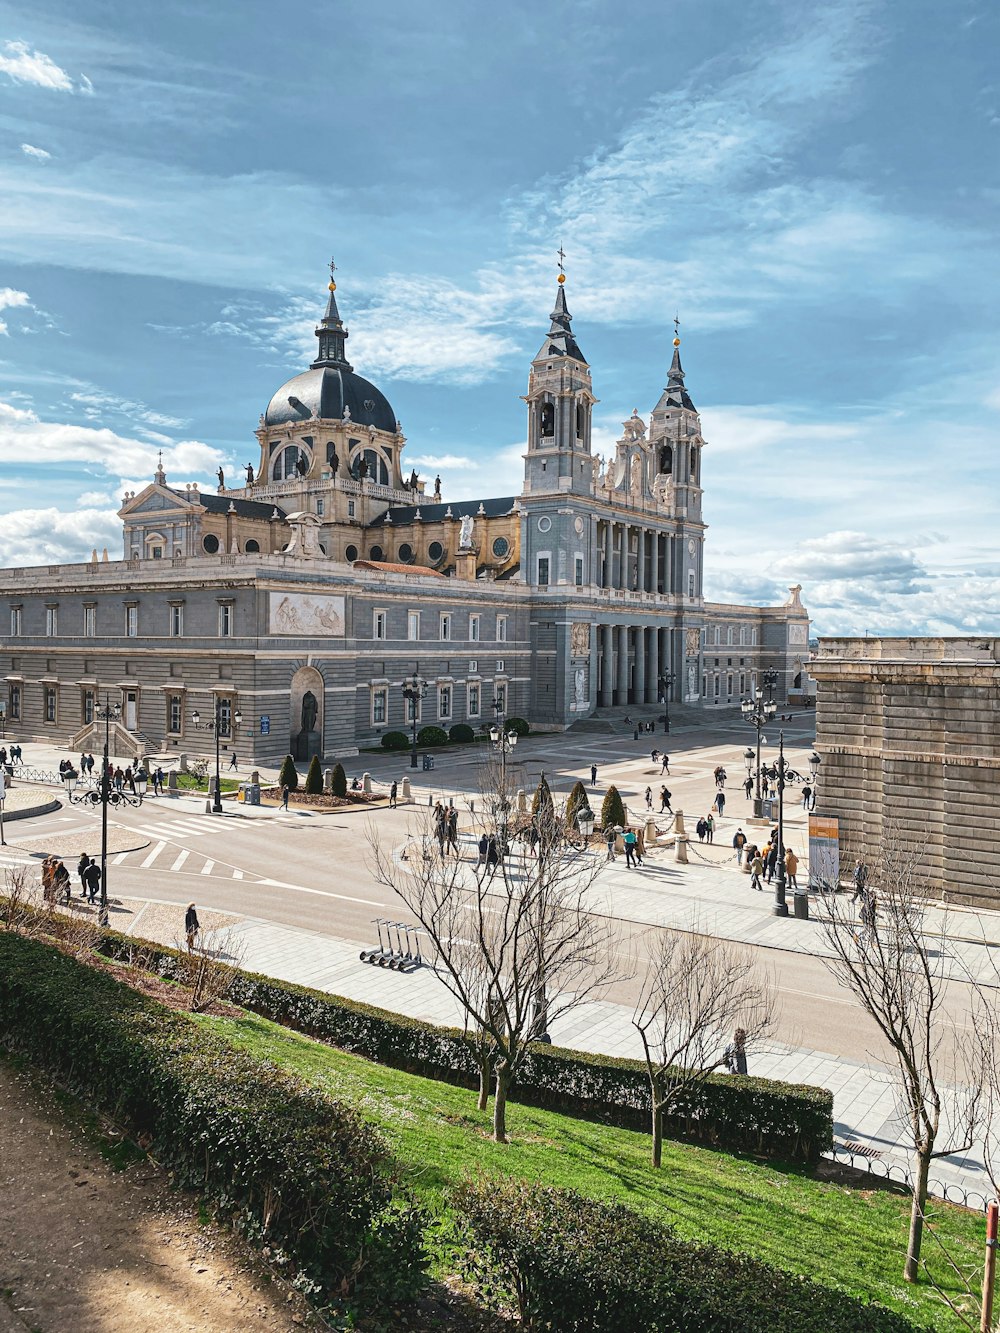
[{"x1": 260, "y1": 715, "x2": 270, "y2": 735}]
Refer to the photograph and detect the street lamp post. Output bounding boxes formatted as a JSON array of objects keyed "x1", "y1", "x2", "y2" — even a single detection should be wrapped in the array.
[
  {"x1": 489, "y1": 699, "x2": 518, "y2": 787},
  {"x1": 402, "y1": 670, "x2": 427, "y2": 770},
  {"x1": 772, "y1": 730, "x2": 789, "y2": 918},
  {"x1": 658, "y1": 670, "x2": 675, "y2": 735},
  {"x1": 740, "y1": 688, "x2": 776, "y2": 819},
  {"x1": 808, "y1": 750, "x2": 821, "y2": 811},
  {"x1": 191, "y1": 701, "x2": 242, "y2": 813},
  {"x1": 762, "y1": 666, "x2": 778, "y2": 703}
]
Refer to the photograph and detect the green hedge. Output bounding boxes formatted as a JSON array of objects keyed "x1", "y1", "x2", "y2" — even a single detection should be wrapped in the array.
[
  {"x1": 0, "y1": 933, "x2": 426, "y2": 1302},
  {"x1": 93, "y1": 929, "x2": 832, "y2": 1163},
  {"x1": 330, "y1": 761, "x2": 347, "y2": 798},
  {"x1": 600, "y1": 784, "x2": 625, "y2": 828},
  {"x1": 454, "y1": 1180, "x2": 916, "y2": 1332},
  {"x1": 448, "y1": 723, "x2": 475, "y2": 744},
  {"x1": 504, "y1": 716, "x2": 530, "y2": 737},
  {"x1": 305, "y1": 754, "x2": 324, "y2": 795},
  {"x1": 278, "y1": 754, "x2": 298, "y2": 791},
  {"x1": 380, "y1": 730, "x2": 410, "y2": 750},
  {"x1": 416, "y1": 725, "x2": 449, "y2": 747}
]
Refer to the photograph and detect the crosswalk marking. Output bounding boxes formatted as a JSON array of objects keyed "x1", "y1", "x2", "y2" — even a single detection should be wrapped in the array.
[
  {"x1": 200, "y1": 860, "x2": 215, "y2": 876},
  {"x1": 171, "y1": 849, "x2": 189, "y2": 872},
  {"x1": 232, "y1": 868, "x2": 243, "y2": 880},
  {"x1": 113, "y1": 851, "x2": 128, "y2": 864},
  {"x1": 141, "y1": 841, "x2": 167, "y2": 869}
]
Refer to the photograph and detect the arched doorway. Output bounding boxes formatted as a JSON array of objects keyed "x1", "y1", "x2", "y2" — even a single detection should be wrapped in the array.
[{"x1": 289, "y1": 665, "x2": 324, "y2": 761}]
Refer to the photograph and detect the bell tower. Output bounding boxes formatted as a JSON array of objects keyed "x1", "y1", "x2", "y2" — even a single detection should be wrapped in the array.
[{"x1": 522, "y1": 257, "x2": 597, "y2": 498}]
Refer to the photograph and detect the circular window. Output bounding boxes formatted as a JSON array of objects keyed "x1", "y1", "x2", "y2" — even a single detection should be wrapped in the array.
[
  {"x1": 537, "y1": 516, "x2": 552, "y2": 533},
  {"x1": 202, "y1": 534, "x2": 220, "y2": 554},
  {"x1": 369, "y1": 545, "x2": 384, "y2": 562},
  {"x1": 345, "y1": 544, "x2": 358, "y2": 562},
  {"x1": 398, "y1": 543, "x2": 414, "y2": 563},
  {"x1": 245, "y1": 539, "x2": 260, "y2": 554},
  {"x1": 428, "y1": 540, "x2": 443, "y2": 561},
  {"x1": 492, "y1": 536, "x2": 510, "y2": 559}
]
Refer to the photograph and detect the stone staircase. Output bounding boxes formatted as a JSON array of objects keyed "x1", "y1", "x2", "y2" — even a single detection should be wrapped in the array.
[{"x1": 70, "y1": 721, "x2": 152, "y2": 762}]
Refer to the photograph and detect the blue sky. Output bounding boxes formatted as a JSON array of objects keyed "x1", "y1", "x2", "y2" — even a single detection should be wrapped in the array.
[{"x1": 0, "y1": 0, "x2": 998, "y2": 635}]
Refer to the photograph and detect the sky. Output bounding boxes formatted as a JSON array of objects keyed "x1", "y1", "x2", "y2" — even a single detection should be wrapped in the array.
[{"x1": 0, "y1": 0, "x2": 998, "y2": 636}]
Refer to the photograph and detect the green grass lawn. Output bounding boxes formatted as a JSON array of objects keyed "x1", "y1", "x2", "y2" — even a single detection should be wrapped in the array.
[
  {"x1": 197, "y1": 1010, "x2": 984, "y2": 1330},
  {"x1": 174, "y1": 773, "x2": 241, "y2": 793}
]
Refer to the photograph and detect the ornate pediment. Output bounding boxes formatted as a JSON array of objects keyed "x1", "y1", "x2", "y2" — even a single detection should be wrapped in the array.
[{"x1": 119, "y1": 484, "x2": 193, "y2": 519}]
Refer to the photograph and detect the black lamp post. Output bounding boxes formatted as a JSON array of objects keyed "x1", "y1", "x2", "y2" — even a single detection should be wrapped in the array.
[
  {"x1": 657, "y1": 670, "x2": 675, "y2": 734},
  {"x1": 808, "y1": 750, "x2": 821, "y2": 811},
  {"x1": 740, "y1": 687, "x2": 776, "y2": 819},
  {"x1": 489, "y1": 698, "x2": 518, "y2": 786},
  {"x1": 772, "y1": 730, "x2": 789, "y2": 918},
  {"x1": 192, "y1": 700, "x2": 242, "y2": 813},
  {"x1": 762, "y1": 666, "x2": 778, "y2": 703},
  {"x1": 402, "y1": 670, "x2": 427, "y2": 770}
]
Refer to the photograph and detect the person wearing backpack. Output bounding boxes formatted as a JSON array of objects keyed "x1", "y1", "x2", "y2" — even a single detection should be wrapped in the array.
[{"x1": 732, "y1": 828, "x2": 747, "y2": 866}]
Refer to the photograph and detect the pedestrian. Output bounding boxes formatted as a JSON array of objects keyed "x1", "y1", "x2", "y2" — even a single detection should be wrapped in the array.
[
  {"x1": 705, "y1": 813, "x2": 715, "y2": 843},
  {"x1": 785, "y1": 847, "x2": 799, "y2": 890},
  {"x1": 229, "y1": 750, "x2": 238, "y2": 770},
  {"x1": 185, "y1": 902, "x2": 200, "y2": 951},
  {"x1": 749, "y1": 851, "x2": 763, "y2": 891},
  {"x1": 659, "y1": 785, "x2": 672, "y2": 814},
  {"x1": 744, "y1": 774, "x2": 753, "y2": 800},
  {"x1": 87, "y1": 753, "x2": 95, "y2": 775},
  {"x1": 446, "y1": 807, "x2": 459, "y2": 857},
  {"x1": 154, "y1": 766, "x2": 165, "y2": 794},
  {"x1": 714, "y1": 789, "x2": 726, "y2": 816},
  {"x1": 79, "y1": 751, "x2": 87, "y2": 773},
  {"x1": 858, "y1": 890, "x2": 877, "y2": 948},
  {"x1": 41, "y1": 856, "x2": 54, "y2": 904},
  {"x1": 389, "y1": 780, "x2": 398, "y2": 809},
  {"x1": 650, "y1": 749, "x2": 658, "y2": 764},
  {"x1": 623, "y1": 826, "x2": 641, "y2": 868},
  {"x1": 696, "y1": 817, "x2": 706, "y2": 843},
  {"x1": 485, "y1": 833, "x2": 501, "y2": 882},
  {"x1": 660, "y1": 754, "x2": 670, "y2": 774},
  {"x1": 801, "y1": 783, "x2": 812, "y2": 810},
  {"x1": 851, "y1": 859, "x2": 868, "y2": 903},
  {"x1": 53, "y1": 858, "x2": 71, "y2": 904},
  {"x1": 77, "y1": 852, "x2": 91, "y2": 896},
  {"x1": 590, "y1": 763, "x2": 598, "y2": 787},
  {"x1": 765, "y1": 839, "x2": 779, "y2": 883},
  {"x1": 761, "y1": 773, "x2": 770, "y2": 798},
  {"x1": 433, "y1": 801, "x2": 446, "y2": 853},
  {"x1": 644, "y1": 785, "x2": 653, "y2": 811},
  {"x1": 281, "y1": 784, "x2": 290, "y2": 810},
  {"x1": 723, "y1": 1028, "x2": 748, "y2": 1076},
  {"x1": 732, "y1": 828, "x2": 747, "y2": 866},
  {"x1": 476, "y1": 832, "x2": 489, "y2": 878},
  {"x1": 605, "y1": 825, "x2": 617, "y2": 862},
  {"x1": 82, "y1": 858, "x2": 101, "y2": 904}
]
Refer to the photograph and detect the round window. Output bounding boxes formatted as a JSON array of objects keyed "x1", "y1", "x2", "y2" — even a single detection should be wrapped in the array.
[
  {"x1": 492, "y1": 536, "x2": 510, "y2": 559},
  {"x1": 245, "y1": 539, "x2": 260, "y2": 554},
  {"x1": 369, "y1": 545, "x2": 384, "y2": 562},
  {"x1": 345, "y1": 544, "x2": 358, "y2": 562},
  {"x1": 537, "y1": 516, "x2": 552, "y2": 533},
  {"x1": 428, "y1": 540, "x2": 443, "y2": 561},
  {"x1": 398, "y1": 543, "x2": 414, "y2": 563},
  {"x1": 202, "y1": 534, "x2": 220, "y2": 554}
]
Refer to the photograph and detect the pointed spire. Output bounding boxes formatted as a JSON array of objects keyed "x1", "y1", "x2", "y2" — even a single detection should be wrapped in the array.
[
  {"x1": 536, "y1": 249, "x2": 587, "y2": 363},
  {"x1": 154, "y1": 449, "x2": 166, "y2": 486},
  {"x1": 311, "y1": 256, "x2": 353, "y2": 371},
  {"x1": 656, "y1": 318, "x2": 696, "y2": 411}
]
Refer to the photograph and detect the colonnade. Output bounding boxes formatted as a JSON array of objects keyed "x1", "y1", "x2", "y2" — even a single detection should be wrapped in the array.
[
  {"x1": 595, "y1": 519, "x2": 672, "y2": 593},
  {"x1": 596, "y1": 624, "x2": 673, "y2": 707}
]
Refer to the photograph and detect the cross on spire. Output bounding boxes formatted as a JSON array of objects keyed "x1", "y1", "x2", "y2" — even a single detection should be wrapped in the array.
[
  {"x1": 557, "y1": 245, "x2": 566, "y2": 276},
  {"x1": 329, "y1": 256, "x2": 337, "y2": 280},
  {"x1": 673, "y1": 313, "x2": 680, "y2": 339}
]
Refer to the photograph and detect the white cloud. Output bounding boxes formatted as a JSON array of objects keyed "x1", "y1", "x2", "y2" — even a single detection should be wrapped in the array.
[
  {"x1": 0, "y1": 41, "x2": 73, "y2": 92},
  {"x1": 76, "y1": 488, "x2": 116, "y2": 507},
  {"x1": 407, "y1": 454, "x2": 478, "y2": 470},
  {"x1": 699, "y1": 405, "x2": 859, "y2": 456},
  {"x1": 78, "y1": 73, "x2": 94, "y2": 96},
  {"x1": 69, "y1": 388, "x2": 188, "y2": 431},
  {"x1": 20, "y1": 143, "x2": 51, "y2": 161},
  {"x1": 0, "y1": 506, "x2": 121, "y2": 566},
  {"x1": 0, "y1": 289, "x2": 30, "y2": 313}
]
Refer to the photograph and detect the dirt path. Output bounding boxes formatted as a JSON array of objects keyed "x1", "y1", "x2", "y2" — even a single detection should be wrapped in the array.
[{"x1": 0, "y1": 1058, "x2": 315, "y2": 1333}]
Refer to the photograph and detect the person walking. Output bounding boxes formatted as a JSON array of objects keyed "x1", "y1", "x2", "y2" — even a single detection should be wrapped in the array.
[
  {"x1": 723, "y1": 1028, "x2": 748, "y2": 1076},
  {"x1": 622, "y1": 826, "x2": 641, "y2": 868},
  {"x1": 650, "y1": 749, "x2": 659, "y2": 764},
  {"x1": 858, "y1": 889, "x2": 877, "y2": 948},
  {"x1": 590, "y1": 763, "x2": 598, "y2": 787},
  {"x1": 733, "y1": 828, "x2": 747, "y2": 866},
  {"x1": 604, "y1": 825, "x2": 617, "y2": 863},
  {"x1": 851, "y1": 859, "x2": 869, "y2": 903},
  {"x1": 82, "y1": 858, "x2": 101, "y2": 904},
  {"x1": 154, "y1": 765, "x2": 165, "y2": 794},
  {"x1": 485, "y1": 834, "x2": 501, "y2": 883},
  {"x1": 705, "y1": 813, "x2": 715, "y2": 844},
  {"x1": 660, "y1": 753, "x2": 670, "y2": 774},
  {"x1": 714, "y1": 789, "x2": 726, "y2": 816},
  {"x1": 229, "y1": 750, "x2": 238, "y2": 770},
  {"x1": 446, "y1": 806, "x2": 459, "y2": 857},
  {"x1": 659, "y1": 785, "x2": 672, "y2": 814},
  {"x1": 749, "y1": 851, "x2": 764, "y2": 891},
  {"x1": 53, "y1": 859, "x2": 71, "y2": 904},
  {"x1": 281, "y1": 784, "x2": 290, "y2": 811},
  {"x1": 695, "y1": 817, "x2": 706, "y2": 843},
  {"x1": 77, "y1": 852, "x2": 92, "y2": 896},
  {"x1": 185, "y1": 903, "x2": 200, "y2": 951},
  {"x1": 476, "y1": 832, "x2": 489, "y2": 879},
  {"x1": 785, "y1": 847, "x2": 799, "y2": 890},
  {"x1": 801, "y1": 783, "x2": 812, "y2": 810},
  {"x1": 389, "y1": 780, "x2": 398, "y2": 809},
  {"x1": 433, "y1": 801, "x2": 447, "y2": 854},
  {"x1": 644, "y1": 785, "x2": 653, "y2": 811},
  {"x1": 744, "y1": 774, "x2": 753, "y2": 800}
]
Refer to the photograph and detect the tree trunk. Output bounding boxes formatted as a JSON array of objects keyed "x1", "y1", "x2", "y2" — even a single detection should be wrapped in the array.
[
  {"x1": 477, "y1": 1058, "x2": 490, "y2": 1111},
  {"x1": 494, "y1": 1066, "x2": 511, "y2": 1144},
  {"x1": 904, "y1": 1147, "x2": 932, "y2": 1282},
  {"x1": 651, "y1": 1103, "x2": 663, "y2": 1169}
]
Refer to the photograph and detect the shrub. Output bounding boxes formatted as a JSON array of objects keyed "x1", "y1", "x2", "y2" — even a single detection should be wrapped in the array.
[
  {"x1": 600, "y1": 784, "x2": 625, "y2": 829},
  {"x1": 331, "y1": 762, "x2": 347, "y2": 798},
  {"x1": 564, "y1": 779, "x2": 591, "y2": 829},
  {"x1": 531, "y1": 774, "x2": 554, "y2": 822},
  {"x1": 454, "y1": 1180, "x2": 916, "y2": 1333},
  {"x1": 504, "y1": 716, "x2": 530, "y2": 737},
  {"x1": 448, "y1": 723, "x2": 475, "y2": 744},
  {"x1": 305, "y1": 754, "x2": 324, "y2": 795},
  {"x1": 0, "y1": 933, "x2": 427, "y2": 1303},
  {"x1": 278, "y1": 754, "x2": 298, "y2": 792},
  {"x1": 380, "y1": 730, "x2": 409, "y2": 751},
  {"x1": 417, "y1": 725, "x2": 448, "y2": 747}
]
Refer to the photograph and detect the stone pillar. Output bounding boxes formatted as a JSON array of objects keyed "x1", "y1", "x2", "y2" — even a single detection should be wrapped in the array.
[
  {"x1": 363, "y1": 772, "x2": 372, "y2": 793},
  {"x1": 647, "y1": 623, "x2": 659, "y2": 704},
  {"x1": 651, "y1": 533, "x2": 660, "y2": 595},
  {"x1": 602, "y1": 521, "x2": 611, "y2": 588},
  {"x1": 645, "y1": 817, "x2": 658, "y2": 844},
  {"x1": 634, "y1": 626, "x2": 646, "y2": 705},
  {"x1": 616, "y1": 625, "x2": 629, "y2": 704},
  {"x1": 600, "y1": 625, "x2": 614, "y2": 706},
  {"x1": 673, "y1": 809, "x2": 688, "y2": 863},
  {"x1": 401, "y1": 776, "x2": 412, "y2": 802},
  {"x1": 637, "y1": 528, "x2": 646, "y2": 592},
  {"x1": 618, "y1": 524, "x2": 628, "y2": 589}
]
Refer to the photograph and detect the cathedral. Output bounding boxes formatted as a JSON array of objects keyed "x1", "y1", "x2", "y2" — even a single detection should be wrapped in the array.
[{"x1": 0, "y1": 265, "x2": 809, "y2": 764}]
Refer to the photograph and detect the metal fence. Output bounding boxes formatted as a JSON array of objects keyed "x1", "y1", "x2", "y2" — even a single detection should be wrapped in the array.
[{"x1": 825, "y1": 1144, "x2": 992, "y2": 1212}]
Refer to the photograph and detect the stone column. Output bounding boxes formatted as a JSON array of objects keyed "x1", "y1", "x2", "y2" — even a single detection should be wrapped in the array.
[
  {"x1": 634, "y1": 626, "x2": 646, "y2": 704},
  {"x1": 636, "y1": 529, "x2": 646, "y2": 592},
  {"x1": 650, "y1": 532, "x2": 660, "y2": 595},
  {"x1": 603, "y1": 520, "x2": 611, "y2": 588},
  {"x1": 600, "y1": 625, "x2": 614, "y2": 706},
  {"x1": 616, "y1": 624, "x2": 629, "y2": 704},
  {"x1": 647, "y1": 622, "x2": 660, "y2": 703},
  {"x1": 618, "y1": 524, "x2": 628, "y2": 589}
]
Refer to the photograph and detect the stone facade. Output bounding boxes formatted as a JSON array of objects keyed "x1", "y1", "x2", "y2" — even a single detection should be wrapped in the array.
[
  {"x1": 0, "y1": 269, "x2": 810, "y2": 763},
  {"x1": 812, "y1": 636, "x2": 1000, "y2": 908}
]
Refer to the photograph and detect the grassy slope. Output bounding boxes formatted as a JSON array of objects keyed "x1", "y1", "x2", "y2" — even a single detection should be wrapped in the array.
[{"x1": 198, "y1": 1012, "x2": 982, "y2": 1330}]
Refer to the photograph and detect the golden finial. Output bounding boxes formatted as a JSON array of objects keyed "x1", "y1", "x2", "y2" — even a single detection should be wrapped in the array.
[
  {"x1": 557, "y1": 245, "x2": 566, "y2": 284},
  {"x1": 328, "y1": 255, "x2": 337, "y2": 292}
]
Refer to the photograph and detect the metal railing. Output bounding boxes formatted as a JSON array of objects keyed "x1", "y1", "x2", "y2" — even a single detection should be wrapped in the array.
[
  {"x1": 825, "y1": 1144, "x2": 992, "y2": 1212},
  {"x1": 7, "y1": 765, "x2": 100, "y2": 789}
]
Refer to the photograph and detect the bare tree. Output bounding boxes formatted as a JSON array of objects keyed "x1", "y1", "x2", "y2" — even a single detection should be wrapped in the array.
[
  {"x1": 632, "y1": 930, "x2": 775, "y2": 1168},
  {"x1": 820, "y1": 835, "x2": 984, "y2": 1284},
  {"x1": 173, "y1": 926, "x2": 246, "y2": 1013},
  {"x1": 0, "y1": 866, "x2": 42, "y2": 936},
  {"x1": 368, "y1": 756, "x2": 624, "y2": 1143}
]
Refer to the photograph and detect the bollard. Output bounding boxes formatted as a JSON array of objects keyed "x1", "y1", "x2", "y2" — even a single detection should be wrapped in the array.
[
  {"x1": 793, "y1": 892, "x2": 810, "y2": 921},
  {"x1": 673, "y1": 809, "x2": 688, "y2": 864},
  {"x1": 401, "y1": 776, "x2": 411, "y2": 802},
  {"x1": 645, "y1": 818, "x2": 658, "y2": 844},
  {"x1": 516, "y1": 790, "x2": 527, "y2": 813},
  {"x1": 324, "y1": 767, "x2": 334, "y2": 793},
  {"x1": 363, "y1": 772, "x2": 372, "y2": 793}
]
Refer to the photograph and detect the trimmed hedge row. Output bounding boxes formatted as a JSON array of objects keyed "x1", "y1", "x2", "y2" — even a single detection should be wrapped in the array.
[
  {"x1": 454, "y1": 1179, "x2": 917, "y2": 1332},
  {"x1": 95, "y1": 928, "x2": 833, "y2": 1162},
  {"x1": 0, "y1": 932, "x2": 426, "y2": 1302}
]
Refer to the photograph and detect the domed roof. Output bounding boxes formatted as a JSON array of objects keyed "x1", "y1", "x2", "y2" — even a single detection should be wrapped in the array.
[{"x1": 264, "y1": 365, "x2": 396, "y2": 432}]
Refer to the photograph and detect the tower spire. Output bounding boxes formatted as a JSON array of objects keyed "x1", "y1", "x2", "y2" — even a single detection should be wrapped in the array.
[
  {"x1": 537, "y1": 247, "x2": 586, "y2": 363},
  {"x1": 660, "y1": 316, "x2": 695, "y2": 409},
  {"x1": 311, "y1": 256, "x2": 353, "y2": 370}
]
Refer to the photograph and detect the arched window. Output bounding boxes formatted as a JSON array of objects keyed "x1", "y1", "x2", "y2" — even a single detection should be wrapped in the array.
[
  {"x1": 398, "y1": 543, "x2": 414, "y2": 563},
  {"x1": 690, "y1": 445, "x2": 698, "y2": 480},
  {"x1": 539, "y1": 401, "x2": 554, "y2": 437},
  {"x1": 245, "y1": 539, "x2": 260, "y2": 554},
  {"x1": 660, "y1": 444, "x2": 673, "y2": 475},
  {"x1": 345, "y1": 544, "x2": 358, "y2": 562},
  {"x1": 428, "y1": 541, "x2": 443, "y2": 562},
  {"x1": 369, "y1": 545, "x2": 384, "y2": 561},
  {"x1": 576, "y1": 403, "x2": 585, "y2": 437},
  {"x1": 273, "y1": 444, "x2": 306, "y2": 480},
  {"x1": 352, "y1": 447, "x2": 389, "y2": 485}
]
